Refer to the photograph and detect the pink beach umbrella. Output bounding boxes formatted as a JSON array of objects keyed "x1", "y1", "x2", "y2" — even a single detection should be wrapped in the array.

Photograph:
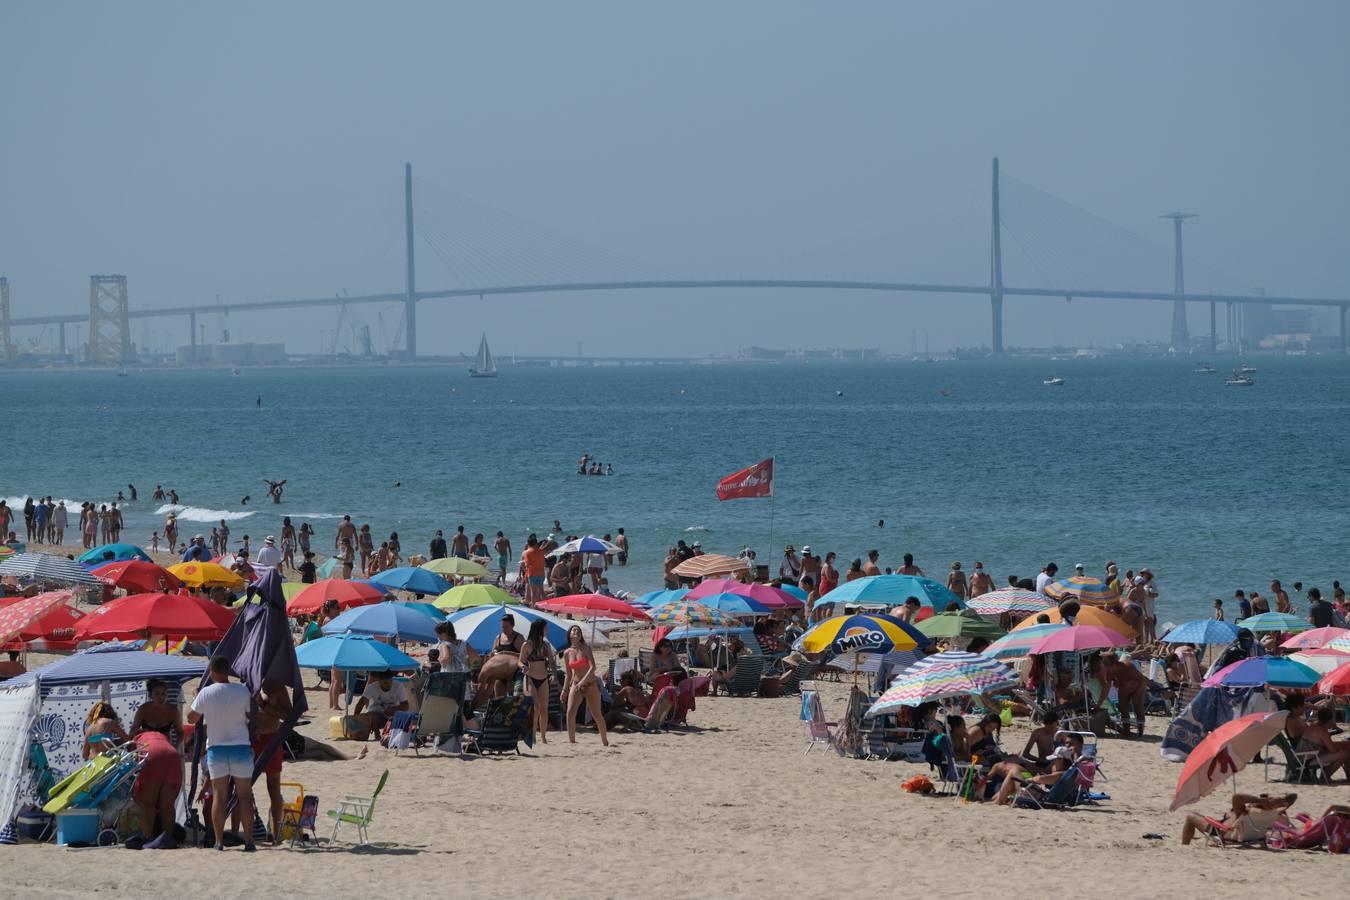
[{"x1": 687, "y1": 578, "x2": 801, "y2": 608}]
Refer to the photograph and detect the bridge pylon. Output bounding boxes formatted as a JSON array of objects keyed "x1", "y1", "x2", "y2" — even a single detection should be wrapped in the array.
[
  {"x1": 0, "y1": 277, "x2": 15, "y2": 364},
  {"x1": 87, "y1": 274, "x2": 135, "y2": 364}
]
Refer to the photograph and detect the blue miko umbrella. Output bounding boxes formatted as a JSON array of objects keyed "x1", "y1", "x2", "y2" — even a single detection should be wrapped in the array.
[
  {"x1": 1161, "y1": 619, "x2": 1241, "y2": 646},
  {"x1": 823, "y1": 575, "x2": 965, "y2": 610},
  {"x1": 294, "y1": 633, "x2": 419, "y2": 671},
  {"x1": 366, "y1": 566, "x2": 451, "y2": 596},
  {"x1": 320, "y1": 601, "x2": 441, "y2": 644},
  {"x1": 78, "y1": 543, "x2": 153, "y2": 566}
]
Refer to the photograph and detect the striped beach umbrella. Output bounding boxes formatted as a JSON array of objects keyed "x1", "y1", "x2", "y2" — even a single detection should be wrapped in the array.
[
  {"x1": 443, "y1": 604, "x2": 574, "y2": 654},
  {"x1": 1203, "y1": 656, "x2": 1320, "y2": 689},
  {"x1": 1043, "y1": 576, "x2": 1116, "y2": 605},
  {"x1": 1161, "y1": 619, "x2": 1240, "y2": 646},
  {"x1": 647, "y1": 600, "x2": 739, "y2": 629},
  {"x1": 984, "y1": 623, "x2": 1069, "y2": 660},
  {"x1": 0, "y1": 553, "x2": 102, "y2": 586},
  {"x1": 965, "y1": 589, "x2": 1052, "y2": 619},
  {"x1": 866, "y1": 651, "x2": 1019, "y2": 714},
  {"x1": 1288, "y1": 649, "x2": 1350, "y2": 676},
  {"x1": 1279, "y1": 626, "x2": 1350, "y2": 650},
  {"x1": 795, "y1": 613, "x2": 924, "y2": 657},
  {"x1": 670, "y1": 554, "x2": 750, "y2": 579},
  {"x1": 1235, "y1": 612, "x2": 1310, "y2": 634}
]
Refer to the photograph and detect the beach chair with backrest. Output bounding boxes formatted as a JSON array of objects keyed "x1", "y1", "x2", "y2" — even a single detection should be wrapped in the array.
[
  {"x1": 638, "y1": 647, "x2": 655, "y2": 675},
  {"x1": 801, "y1": 690, "x2": 839, "y2": 755},
  {"x1": 1265, "y1": 732, "x2": 1328, "y2": 784},
  {"x1": 283, "y1": 794, "x2": 320, "y2": 849},
  {"x1": 714, "y1": 654, "x2": 764, "y2": 697},
  {"x1": 922, "y1": 731, "x2": 973, "y2": 796},
  {"x1": 778, "y1": 659, "x2": 821, "y2": 696},
  {"x1": 464, "y1": 696, "x2": 533, "y2": 755},
  {"x1": 326, "y1": 769, "x2": 388, "y2": 846},
  {"x1": 385, "y1": 710, "x2": 420, "y2": 755}
]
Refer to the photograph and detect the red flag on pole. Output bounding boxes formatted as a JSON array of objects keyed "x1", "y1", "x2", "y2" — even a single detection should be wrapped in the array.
[{"x1": 716, "y1": 457, "x2": 774, "y2": 501}]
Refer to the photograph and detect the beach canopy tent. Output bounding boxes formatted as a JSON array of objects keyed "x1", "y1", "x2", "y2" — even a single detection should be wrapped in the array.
[
  {"x1": 0, "y1": 553, "x2": 102, "y2": 587},
  {"x1": 0, "y1": 644, "x2": 206, "y2": 828}
]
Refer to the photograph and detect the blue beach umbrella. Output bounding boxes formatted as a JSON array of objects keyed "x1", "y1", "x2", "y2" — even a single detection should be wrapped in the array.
[
  {"x1": 78, "y1": 543, "x2": 153, "y2": 565},
  {"x1": 320, "y1": 601, "x2": 441, "y2": 643},
  {"x1": 395, "y1": 601, "x2": 447, "y2": 622},
  {"x1": 692, "y1": 591, "x2": 774, "y2": 616},
  {"x1": 444, "y1": 604, "x2": 573, "y2": 654},
  {"x1": 633, "y1": 588, "x2": 689, "y2": 609},
  {"x1": 366, "y1": 566, "x2": 451, "y2": 596},
  {"x1": 1161, "y1": 619, "x2": 1241, "y2": 646},
  {"x1": 823, "y1": 575, "x2": 965, "y2": 610},
  {"x1": 1203, "y1": 656, "x2": 1321, "y2": 690},
  {"x1": 551, "y1": 535, "x2": 621, "y2": 556},
  {"x1": 294, "y1": 634, "x2": 419, "y2": 671},
  {"x1": 317, "y1": 558, "x2": 342, "y2": 579},
  {"x1": 775, "y1": 584, "x2": 808, "y2": 602},
  {"x1": 1235, "y1": 612, "x2": 1311, "y2": 634}
]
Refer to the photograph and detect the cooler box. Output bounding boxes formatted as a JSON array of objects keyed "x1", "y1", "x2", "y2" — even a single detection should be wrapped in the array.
[
  {"x1": 15, "y1": 810, "x2": 53, "y2": 843},
  {"x1": 54, "y1": 809, "x2": 100, "y2": 845}
]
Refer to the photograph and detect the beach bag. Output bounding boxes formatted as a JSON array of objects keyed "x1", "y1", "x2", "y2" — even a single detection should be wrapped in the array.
[
  {"x1": 901, "y1": 775, "x2": 934, "y2": 794},
  {"x1": 1329, "y1": 815, "x2": 1350, "y2": 854}
]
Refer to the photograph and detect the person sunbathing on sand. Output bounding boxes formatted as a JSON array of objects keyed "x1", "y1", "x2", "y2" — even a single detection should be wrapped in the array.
[{"x1": 1181, "y1": 793, "x2": 1294, "y2": 845}]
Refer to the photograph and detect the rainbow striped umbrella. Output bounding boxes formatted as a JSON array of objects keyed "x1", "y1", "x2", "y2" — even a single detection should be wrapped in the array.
[
  {"x1": 965, "y1": 589, "x2": 1052, "y2": 618},
  {"x1": 866, "y1": 651, "x2": 1019, "y2": 714},
  {"x1": 1043, "y1": 576, "x2": 1116, "y2": 605},
  {"x1": 795, "y1": 613, "x2": 924, "y2": 657},
  {"x1": 647, "y1": 600, "x2": 739, "y2": 629},
  {"x1": 984, "y1": 622, "x2": 1068, "y2": 660}
]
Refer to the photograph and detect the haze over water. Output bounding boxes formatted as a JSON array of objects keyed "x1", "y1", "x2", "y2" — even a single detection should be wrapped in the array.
[{"x1": 4, "y1": 356, "x2": 1347, "y2": 623}]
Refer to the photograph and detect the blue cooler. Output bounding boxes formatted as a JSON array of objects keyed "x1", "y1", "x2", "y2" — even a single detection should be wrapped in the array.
[
  {"x1": 15, "y1": 810, "x2": 53, "y2": 843},
  {"x1": 54, "y1": 809, "x2": 100, "y2": 845}
]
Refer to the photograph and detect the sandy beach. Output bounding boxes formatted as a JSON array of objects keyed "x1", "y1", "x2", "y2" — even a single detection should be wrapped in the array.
[{"x1": 7, "y1": 647, "x2": 1346, "y2": 898}]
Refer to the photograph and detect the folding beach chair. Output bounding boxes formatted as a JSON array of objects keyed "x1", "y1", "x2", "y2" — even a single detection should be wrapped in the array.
[
  {"x1": 464, "y1": 696, "x2": 533, "y2": 755},
  {"x1": 801, "y1": 690, "x2": 839, "y2": 755},
  {"x1": 713, "y1": 654, "x2": 764, "y2": 697},
  {"x1": 326, "y1": 769, "x2": 388, "y2": 846},
  {"x1": 778, "y1": 659, "x2": 821, "y2": 696},
  {"x1": 282, "y1": 794, "x2": 320, "y2": 849},
  {"x1": 1264, "y1": 733, "x2": 1329, "y2": 784},
  {"x1": 385, "y1": 711, "x2": 420, "y2": 755}
]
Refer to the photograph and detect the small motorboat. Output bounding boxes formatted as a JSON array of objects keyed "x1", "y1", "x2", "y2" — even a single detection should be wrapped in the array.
[
  {"x1": 1043, "y1": 376, "x2": 1065, "y2": 386},
  {"x1": 1225, "y1": 370, "x2": 1255, "y2": 386},
  {"x1": 1237, "y1": 365, "x2": 1257, "y2": 374},
  {"x1": 1194, "y1": 363, "x2": 1216, "y2": 374}
]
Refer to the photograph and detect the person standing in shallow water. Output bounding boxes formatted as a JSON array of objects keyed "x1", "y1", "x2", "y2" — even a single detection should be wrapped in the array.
[
  {"x1": 968, "y1": 562, "x2": 993, "y2": 598},
  {"x1": 947, "y1": 562, "x2": 968, "y2": 600}
]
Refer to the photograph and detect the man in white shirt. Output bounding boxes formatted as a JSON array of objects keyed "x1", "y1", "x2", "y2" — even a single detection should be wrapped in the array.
[
  {"x1": 1035, "y1": 563, "x2": 1059, "y2": 596},
  {"x1": 354, "y1": 670, "x2": 409, "y2": 736},
  {"x1": 255, "y1": 535, "x2": 282, "y2": 569},
  {"x1": 187, "y1": 656, "x2": 257, "y2": 852}
]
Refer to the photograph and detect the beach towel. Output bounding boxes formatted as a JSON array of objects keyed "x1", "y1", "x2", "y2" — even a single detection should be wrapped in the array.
[{"x1": 1160, "y1": 686, "x2": 1254, "y2": 762}]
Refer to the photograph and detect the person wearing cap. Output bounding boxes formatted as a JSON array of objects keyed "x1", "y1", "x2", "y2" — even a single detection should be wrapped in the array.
[
  {"x1": 181, "y1": 534, "x2": 211, "y2": 563},
  {"x1": 1074, "y1": 563, "x2": 1085, "y2": 576},
  {"x1": 691, "y1": 540, "x2": 704, "y2": 555},
  {"x1": 255, "y1": 535, "x2": 281, "y2": 568},
  {"x1": 800, "y1": 546, "x2": 820, "y2": 587},
  {"x1": 969, "y1": 561, "x2": 993, "y2": 598},
  {"x1": 779, "y1": 545, "x2": 801, "y2": 583}
]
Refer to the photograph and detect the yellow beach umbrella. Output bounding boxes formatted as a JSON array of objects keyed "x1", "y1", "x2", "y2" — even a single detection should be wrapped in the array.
[
  {"x1": 433, "y1": 582, "x2": 513, "y2": 610},
  {"x1": 420, "y1": 557, "x2": 489, "y2": 579},
  {"x1": 1010, "y1": 605, "x2": 1134, "y2": 639},
  {"x1": 167, "y1": 561, "x2": 246, "y2": 591}
]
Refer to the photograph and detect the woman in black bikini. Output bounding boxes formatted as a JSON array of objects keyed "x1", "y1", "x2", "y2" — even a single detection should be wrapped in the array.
[
  {"x1": 517, "y1": 620, "x2": 556, "y2": 744},
  {"x1": 131, "y1": 679, "x2": 183, "y2": 751}
]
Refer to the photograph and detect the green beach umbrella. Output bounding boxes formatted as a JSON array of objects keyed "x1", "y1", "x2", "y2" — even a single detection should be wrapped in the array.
[
  {"x1": 433, "y1": 582, "x2": 514, "y2": 610},
  {"x1": 915, "y1": 611, "x2": 1007, "y2": 641}
]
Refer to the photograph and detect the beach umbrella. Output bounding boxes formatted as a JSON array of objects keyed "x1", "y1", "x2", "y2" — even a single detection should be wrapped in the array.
[
  {"x1": 394, "y1": 601, "x2": 446, "y2": 622},
  {"x1": 286, "y1": 578, "x2": 387, "y2": 617},
  {"x1": 321, "y1": 601, "x2": 442, "y2": 644},
  {"x1": 1288, "y1": 648, "x2": 1350, "y2": 676},
  {"x1": 433, "y1": 582, "x2": 514, "y2": 610},
  {"x1": 0, "y1": 546, "x2": 15, "y2": 561},
  {"x1": 419, "y1": 557, "x2": 490, "y2": 579},
  {"x1": 73, "y1": 591, "x2": 237, "y2": 641},
  {"x1": 965, "y1": 589, "x2": 1052, "y2": 619},
  {"x1": 776, "y1": 584, "x2": 808, "y2": 602},
  {"x1": 443, "y1": 604, "x2": 573, "y2": 654},
  {"x1": 317, "y1": 558, "x2": 343, "y2": 579},
  {"x1": 688, "y1": 579, "x2": 799, "y2": 608},
  {"x1": 647, "y1": 600, "x2": 740, "y2": 629},
  {"x1": 1234, "y1": 612, "x2": 1310, "y2": 634},
  {"x1": 866, "y1": 651, "x2": 1019, "y2": 714},
  {"x1": 1202, "y1": 656, "x2": 1321, "y2": 690},
  {"x1": 91, "y1": 559, "x2": 183, "y2": 593},
  {"x1": 0, "y1": 553, "x2": 102, "y2": 587},
  {"x1": 551, "y1": 535, "x2": 622, "y2": 556},
  {"x1": 914, "y1": 611, "x2": 1007, "y2": 641},
  {"x1": 366, "y1": 566, "x2": 451, "y2": 596},
  {"x1": 0, "y1": 591, "x2": 77, "y2": 646},
  {"x1": 796, "y1": 613, "x2": 924, "y2": 656},
  {"x1": 537, "y1": 594, "x2": 651, "y2": 621},
  {"x1": 670, "y1": 554, "x2": 749, "y2": 579},
  {"x1": 1161, "y1": 619, "x2": 1241, "y2": 646},
  {"x1": 1043, "y1": 576, "x2": 1116, "y2": 605},
  {"x1": 633, "y1": 587, "x2": 689, "y2": 609},
  {"x1": 167, "y1": 561, "x2": 246, "y2": 590},
  {"x1": 0, "y1": 595, "x2": 85, "y2": 650},
  {"x1": 77, "y1": 543, "x2": 153, "y2": 565},
  {"x1": 1027, "y1": 625, "x2": 1132, "y2": 655},
  {"x1": 668, "y1": 591, "x2": 770, "y2": 617},
  {"x1": 1279, "y1": 626, "x2": 1350, "y2": 651},
  {"x1": 983, "y1": 623, "x2": 1069, "y2": 660},
  {"x1": 1169, "y1": 711, "x2": 1288, "y2": 810},
  {"x1": 1331, "y1": 635, "x2": 1350, "y2": 652},
  {"x1": 1317, "y1": 661, "x2": 1350, "y2": 695},
  {"x1": 1012, "y1": 605, "x2": 1135, "y2": 639},
  {"x1": 822, "y1": 574, "x2": 964, "y2": 611},
  {"x1": 232, "y1": 582, "x2": 306, "y2": 609},
  {"x1": 294, "y1": 633, "x2": 419, "y2": 671}
]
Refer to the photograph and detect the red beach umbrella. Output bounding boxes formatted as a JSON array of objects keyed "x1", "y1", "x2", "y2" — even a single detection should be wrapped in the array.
[
  {"x1": 537, "y1": 594, "x2": 651, "y2": 621},
  {"x1": 0, "y1": 591, "x2": 76, "y2": 646},
  {"x1": 0, "y1": 596, "x2": 85, "y2": 650},
  {"x1": 92, "y1": 560, "x2": 184, "y2": 593},
  {"x1": 73, "y1": 591, "x2": 236, "y2": 641},
  {"x1": 286, "y1": 579, "x2": 387, "y2": 618},
  {"x1": 1170, "y1": 711, "x2": 1289, "y2": 810}
]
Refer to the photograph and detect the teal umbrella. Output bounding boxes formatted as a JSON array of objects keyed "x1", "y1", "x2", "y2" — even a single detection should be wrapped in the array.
[
  {"x1": 78, "y1": 543, "x2": 153, "y2": 565},
  {"x1": 294, "y1": 633, "x2": 419, "y2": 671},
  {"x1": 1235, "y1": 612, "x2": 1310, "y2": 634}
]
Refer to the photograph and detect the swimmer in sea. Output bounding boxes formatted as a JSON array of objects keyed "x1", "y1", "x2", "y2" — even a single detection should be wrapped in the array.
[
  {"x1": 168, "y1": 489, "x2": 179, "y2": 504},
  {"x1": 153, "y1": 485, "x2": 165, "y2": 501},
  {"x1": 263, "y1": 479, "x2": 286, "y2": 504},
  {"x1": 128, "y1": 484, "x2": 137, "y2": 501},
  {"x1": 877, "y1": 519, "x2": 885, "y2": 528},
  {"x1": 240, "y1": 495, "x2": 251, "y2": 505}
]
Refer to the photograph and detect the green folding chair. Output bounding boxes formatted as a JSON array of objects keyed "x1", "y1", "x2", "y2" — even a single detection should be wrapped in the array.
[{"x1": 326, "y1": 769, "x2": 388, "y2": 845}]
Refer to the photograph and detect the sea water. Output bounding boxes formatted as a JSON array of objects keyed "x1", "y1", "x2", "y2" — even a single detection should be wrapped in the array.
[{"x1": 3, "y1": 356, "x2": 1347, "y2": 624}]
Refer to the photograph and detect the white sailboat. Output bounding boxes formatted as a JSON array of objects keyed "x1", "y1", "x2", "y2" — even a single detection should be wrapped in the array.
[{"x1": 469, "y1": 333, "x2": 498, "y2": 377}]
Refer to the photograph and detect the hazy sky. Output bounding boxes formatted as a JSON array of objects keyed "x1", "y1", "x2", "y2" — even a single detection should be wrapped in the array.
[{"x1": 3, "y1": 2, "x2": 1347, "y2": 356}]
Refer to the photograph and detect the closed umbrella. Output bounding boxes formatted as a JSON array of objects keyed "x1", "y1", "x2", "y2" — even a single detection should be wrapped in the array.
[
  {"x1": 0, "y1": 552, "x2": 102, "y2": 587},
  {"x1": 286, "y1": 578, "x2": 387, "y2": 617},
  {"x1": 866, "y1": 651, "x2": 1019, "y2": 714},
  {"x1": 365, "y1": 566, "x2": 451, "y2": 596},
  {"x1": 91, "y1": 560, "x2": 183, "y2": 593},
  {"x1": 73, "y1": 591, "x2": 237, "y2": 641},
  {"x1": 77, "y1": 543, "x2": 153, "y2": 565},
  {"x1": 321, "y1": 601, "x2": 442, "y2": 644},
  {"x1": 294, "y1": 634, "x2": 419, "y2": 671},
  {"x1": 1170, "y1": 711, "x2": 1288, "y2": 810},
  {"x1": 1161, "y1": 619, "x2": 1241, "y2": 646},
  {"x1": 317, "y1": 558, "x2": 343, "y2": 579},
  {"x1": 434, "y1": 583, "x2": 514, "y2": 610},
  {"x1": 166, "y1": 561, "x2": 245, "y2": 590}
]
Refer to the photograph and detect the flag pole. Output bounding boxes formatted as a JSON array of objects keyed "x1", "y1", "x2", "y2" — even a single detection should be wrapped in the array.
[{"x1": 766, "y1": 456, "x2": 776, "y2": 575}]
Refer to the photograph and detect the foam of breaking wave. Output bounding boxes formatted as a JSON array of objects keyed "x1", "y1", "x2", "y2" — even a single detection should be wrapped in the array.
[{"x1": 154, "y1": 504, "x2": 256, "y2": 523}]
